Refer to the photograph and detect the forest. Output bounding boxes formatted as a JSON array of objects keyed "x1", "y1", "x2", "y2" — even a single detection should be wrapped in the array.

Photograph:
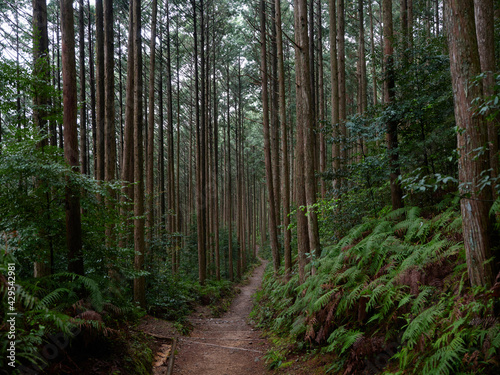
[{"x1": 0, "y1": 0, "x2": 499, "y2": 374}]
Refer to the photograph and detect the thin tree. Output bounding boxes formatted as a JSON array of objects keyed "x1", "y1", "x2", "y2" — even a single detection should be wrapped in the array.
[
  {"x1": 382, "y1": 0, "x2": 403, "y2": 210},
  {"x1": 33, "y1": 0, "x2": 51, "y2": 277},
  {"x1": 260, "y1": 0, "x2": 280, "y2": 273},
  {"x1": 146, "y1": 0, "x2": 158, "y2": 251},
  {"x1": 275, "y1": 0, "x2": 291, "y2": 278},
  {"x1": 132, "y1": 0, "x2": 146, "y2": 307},
  {"x1": 95, "y1": 0, "x2": 105, "y2": 181},
  {"x1": 329, "y1": 0, "x2": 340, "y2": 189},
  {"x1": 78, "y1": 0, "x2": 87, "y2": 175}
]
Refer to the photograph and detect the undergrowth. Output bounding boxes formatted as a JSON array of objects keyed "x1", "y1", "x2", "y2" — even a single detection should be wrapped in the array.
[{"x1": 253, "y1": 207, "x2": 500, "y2": 374}]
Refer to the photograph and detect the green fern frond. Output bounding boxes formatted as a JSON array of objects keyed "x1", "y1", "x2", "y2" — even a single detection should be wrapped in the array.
[
  {"x1": 411, "y1": 286, "x2": 436, "y2": 315},
  {"x1": 36, "y1": 288, "x2": 72, "y2": 309},
  {"x1": 52, "y1": 272, "x2": 103, "y2": 311},
  {"x1": 402, "y1": 302, "x2": 444, "y2": 349}
]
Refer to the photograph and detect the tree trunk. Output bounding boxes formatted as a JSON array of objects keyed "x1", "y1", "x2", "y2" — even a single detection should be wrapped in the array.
[
  {"x1": 329, "y1": 0, "x2": 340, "y2": 190},
  {"x1": 146, "y1": 0, "x2": 158, "y2": 252},
  {"x1": 88, "y1": 0, "x2": 97, "y2": 175},
  {"x1": 194, "y1": 0, "x2": 207, "y2": 284},
  {"x1": 383, "y1": 0, "x2": 403, "y2": 210},
  {"x1": 60, "y1": 0, "x2": 84, "y2": 276},
  {"x1": 260, "y1": 0, "x2": 281, "y2": 273},
  {"x1": 474, "y1": 0, "x2": 498, "y2": 198},
  {"x1": 78, "y1": 0, "x2": 87, "y2": 175},
  {"x1": 369, "y1": 0, "x2": 378, "y2": 106},
  {"x1": 295, "y1": 0, "x2": 321, "y2": 272},
  {"x1": 445, "y1": 0, "x2": 494, "y2": 287},
  {"x1": 358, "y1": 0, "x2": 367, "y2": 157},
  {"x1": 337, "y1": 0, "x2": 347, "y2": 173},
  {"x1": 226, "y1": 62, "x2": 234, "y2": 281},
  {"x1": 318, "y1": 0, "x2": 326, "y2": 197},
  {"x1": 133, "y1": 0, "x2": 146, "y2": 308},
  {"x1": 270, "y1": 0, "x2": 281, "y2": 236},
  {"x1": 33, "y1": 0, "x2": 51, "y2": 278},
  {"x1": 276, "y1": 0, "x2": 292, "y2": 278},
  {"x1": 95, "y1": 0, "x2": 105, "y2": 181}
]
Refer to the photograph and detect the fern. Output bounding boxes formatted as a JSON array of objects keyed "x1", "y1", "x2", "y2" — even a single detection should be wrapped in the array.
[
  {"x1": 325, "y1": 326, "x2": 363, "y2": 354},
  {"x1": 402, "y1": 302, "x2": 444, "y2": 349}
]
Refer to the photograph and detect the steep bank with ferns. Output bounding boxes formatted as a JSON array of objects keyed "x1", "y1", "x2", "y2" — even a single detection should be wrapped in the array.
[{"x1": 253, "y1": 206, "x2": 500, "y2": 374}]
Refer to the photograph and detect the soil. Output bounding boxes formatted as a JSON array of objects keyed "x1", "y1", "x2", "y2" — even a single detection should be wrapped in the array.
[
  {"x1": 142, "y1": 263, "x2": 268, "y2": 375},
  {"x1": 169, "y1": 260, "x2": 270, "y2": 375}
]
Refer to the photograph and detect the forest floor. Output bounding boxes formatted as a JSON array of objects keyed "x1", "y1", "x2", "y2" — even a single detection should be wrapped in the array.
[{"x1": 141, "y1": 259, "x2": 270, "y2": 375}]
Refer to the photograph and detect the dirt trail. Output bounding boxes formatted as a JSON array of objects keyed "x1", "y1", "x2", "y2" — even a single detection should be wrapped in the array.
[{"x1": 172, "y1": 261, "x2": 269, "y2": 375}]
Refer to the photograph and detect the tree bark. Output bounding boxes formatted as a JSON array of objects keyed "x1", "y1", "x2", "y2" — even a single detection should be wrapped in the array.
[
  {"x1": 329, "y1": 0, "x2": 340, "y2": 190},
  {"x1": 78, "y1": 0, "x2": 87, "y2": 175},
  {"x1": 60, "y1": 0, "x2": 84, "y2": 276},
  {"x1": 295, "y1": 0, "x2": 321, "y2": 273},
  {"x1": 95, "y1": 0, "x2": 105, "y2": 181},
  {"x1": 276, "y1": 0, "x2": 292, "y2": 278},
  {"x1": 133, "y1": 0, "x2": 146, "y2": 307},
  {"x1": 445, "y1": 0, "x2": 494, "y2": 287},
  {"x1": 337, "y1": 0, "x2": 347, "y2": 172},
  {"x1": 261, "y1": 0, "x2": 281, "y2": 273},
  {"x1": 383, "y1": 0, "x2": 403, "y2": 210},
  {"x1": 474, "y1": 0, "x2": 498, "y2": 198},
  {"x1": 33, "y1": 0, "x2": 51, "y2": 278},
  {"x1": 146, "y1": 0, "x2": 158, "y2": 252}
]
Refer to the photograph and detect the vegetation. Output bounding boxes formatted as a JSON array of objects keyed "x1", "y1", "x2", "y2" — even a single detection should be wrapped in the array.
[{"x1": 1, "y1": 0, "x2": 499, "y2": 373}]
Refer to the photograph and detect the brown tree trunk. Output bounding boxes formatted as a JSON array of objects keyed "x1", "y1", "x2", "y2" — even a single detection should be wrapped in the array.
[
  {"x1": 60, "y1": 0, "x2": 84, "y2": 276},
  {"x1": 383, "y1": 0, "x2": 403, "y2": 210},
  {"x1": 166, "y1": 0, "x2": 176, "y2": 274},
  {"x1": 276, "y1": 0, "x2": 292, "y2": 278},
  {"x1": 295, "y1": 0, "x2": 321, "y2": 273},
  {"x1": 445, "y1": 0, "x2": 494, "y2": 287},
  {"x1": 261, "y1": 0, "x2": 281, "y2": 273},
  {"x1": 119, "y1": 0, "x2": 135, "y2": 250},
  {"x1": 226, "y1": 62, "x2": 234, "y2": 281},
  {"x1": 270, "y1": 1, "x2": 281, "y2": 237},
  {"x1": 194, "y1": 0, "x2": 207, "y2": 284},
  {"x1": 369, "y1": 1, "x2": 378, "y2": 106},
  {"x1": 104, "y1": 0, "x2": 116, "y2": 183},
  {"x1": 146, "y1": 0, "x2": 158, "y2": 252},
  {"x1": 88, "y1": 0, "x2": 97, "y2": 174},
  {"x1": 474, "y1": 0, "x2": 498, "y2": 198},
  {"x1": 133, "y1": 0, "x2": 146, "y2": 307},
  {"x1": 358, "y1": 0, "x2": 367, "y2": 157},
  {"x1": 33, "y1": 0, "x2": 51, "y2": 278},
  {"x1": 79, "y1": 0, "x2": 87, "y2": 175},
  {"x1": 329, "y1": 0, "x2": 340, "y2": 190},
  {"x1": 318, "y1": 0, "x2": 327, "y2": 197},
  {"x1": 338, "y1": 0, "x2": 347, "y2": 172},
  {"x1": 95, "y1": 0, "x2": 105, "y2": 181}
]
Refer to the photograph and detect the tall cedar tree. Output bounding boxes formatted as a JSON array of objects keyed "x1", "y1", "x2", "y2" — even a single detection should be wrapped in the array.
[
  {"x1": 294, "y1": 0, "x2": 320, "y2": 276},
  {"x1": 33, "y1": 0, "x2": 51, "y2": 277},
  {"x1": 445, "y1": 0, "x2": 494, "y2": 287},
  {"x1": 95, "y1": 0, "x2": 104, "y2": 181},
  {"x1": 275, "y1": 0, "x2": 292, "y2": 278},
  {"x1": 79, "y1": 0, "x2": 87, "y2": 175},
  {"x1": 383, "y1": 0, "x2": 403, "y2": 209},
  {"x1": 146, "y1": 0, "x2": 158, "y2": 251},
  {"x1": 260, "y1": 0, "x2": 281, "y2": 273},
  {"x1": 60, "y1": 0, "x2": 84, "y2": 275},
  {"x1": 474, "y1": 0, "x2": 498, "y2": 197},
  {"x1": 133, "y1": 0, "x2": 146, "y2": 307},
  {"x1": 329, "y1": 0, "x2": 340, "y2": 189}
]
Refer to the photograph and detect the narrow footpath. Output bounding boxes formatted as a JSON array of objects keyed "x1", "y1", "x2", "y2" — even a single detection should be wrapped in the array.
[{"x1": 173, "y1": 261, "x2": 269, "y2": 375}]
